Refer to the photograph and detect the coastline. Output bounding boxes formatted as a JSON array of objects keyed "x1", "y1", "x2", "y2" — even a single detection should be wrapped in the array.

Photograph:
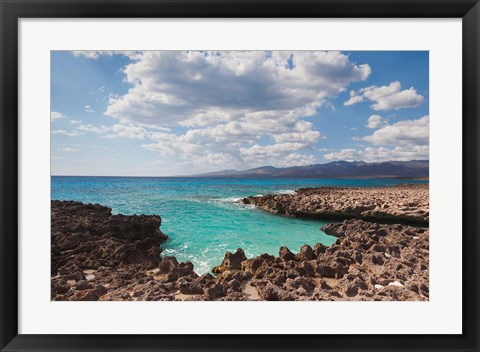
[
  {"x1": 242, "y1": 184, "x2": 429, "y2": 226},
  {"x1": 51, "y1": 185, "x2": 429, "y2": 301}
]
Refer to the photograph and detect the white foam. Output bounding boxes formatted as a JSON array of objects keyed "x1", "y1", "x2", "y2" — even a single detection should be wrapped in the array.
[
  {"x1": 276, "y1": 189, "x2": 296, "y2": 195},
  {"x1": 216, "y1": 197, "x2": 242, "y2": 203}
]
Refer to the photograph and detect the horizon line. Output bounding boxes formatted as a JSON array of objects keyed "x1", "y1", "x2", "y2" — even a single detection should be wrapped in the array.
[{"x1": 51, "y1": 159, "x2": 429, "y2": 178}]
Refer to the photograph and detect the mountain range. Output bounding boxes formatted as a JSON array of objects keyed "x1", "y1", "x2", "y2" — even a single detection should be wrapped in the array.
[{"x1": 192, "y1": 160, "x2": 429, "y2": 179}]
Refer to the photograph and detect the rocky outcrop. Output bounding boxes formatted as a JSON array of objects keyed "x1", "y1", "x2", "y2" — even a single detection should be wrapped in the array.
[
  {"x1": 51, "y1": 200, "x2": 429, "y2": 301},
  {"x1": 212, "y1": 248, "x2": 247, "y2": 274},
  {"x1": 51, "y1": 200, "x2": 195, "y2": 301},
  {"x1": 209, "y1": 219, "x2": 429, "y2": 301},
  {"x1": 241, "y1": 184, "x2": 429, "y2": 225}
]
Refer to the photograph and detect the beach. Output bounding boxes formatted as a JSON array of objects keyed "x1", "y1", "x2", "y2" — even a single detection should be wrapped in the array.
[{"x1": 51, "y1": 183, "x2": 429, "y2": 301}]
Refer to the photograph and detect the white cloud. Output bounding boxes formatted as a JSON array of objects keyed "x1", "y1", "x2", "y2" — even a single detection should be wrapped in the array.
[
  {"x1": 63, "y1": 147, "x2": 78, "y2": 152},
  {"x1": 100, "y1": 50, "x2": 372, "y2": 169},
  {"x1": 325, "y1": 115, "x2": 429, "y2": 162},
  {"x1": 273, "y1": 121, "x2": 322, "y2": 144},
  {"x1": 85, "y1": 105, "x2": 95, "y2": 113},
  {"x1": 72, "y1": 51, "x2": 101, "y2": 59},
  {"x1": 77, "y1": 124, "x2": 110, "y2": 134},
  {"x1": 51, "y1": 111, "x2": 64, "y2": 121},
  {"x1": 192, "y1": 153, "x2": 241, "y2": 168},
  {"x1": 366, "y1": 114, "x2": 388, "y2": 129},
  {"x1": 72, "y1": 51, "x2": 141, "y2": 60},
  {"x1": 317, "y1": 147, "x2": 332, "y2": 152},
  {"x1": 344, "y1": 91, "x2": 364, "y2": 106},
  {"x1": 106, "y1": 124, "x2": 148, "y2": 139},
  {"x1": 105, "y1": 51, "x2": 371, "y2": 127},
  {"x1": 363, "y1": 115, "x2": 429, "y2": 146},
  {"x1": 324, "y1": 145, "x2": 429, "y2": 162},
  {"x1": 56, "y1": 50, "x2": 430, "y2": 173},
  {"x1": 240, "y1": 142, "x2": 317, "y2": 167},
  {"x1": 76, "y1": 123, "x2": 147, "y2": 139},
  {"x1": 239, "y1": 143, "x2": 317, "y2": 166},
  {"x1": 141, "y1": 114, "x2": 323, "y2": 167},
  {"x1": 142, "y1": 140, "x2": 201, "y2": 158},
  {"x1": 344, "y1": 81, "x2": 424, "y2": 111},
  {"x1": 51, "y1": 129, "x2": 84, "y2": 137}
]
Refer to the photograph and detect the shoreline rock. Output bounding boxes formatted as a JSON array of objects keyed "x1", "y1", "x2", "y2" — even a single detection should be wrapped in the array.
[
  {"x1": 51, "y1": 200, "x2": 429, "y2": 301},
  {"x1": 241, "y1": 184, "x2": 429, "y2": 226}
]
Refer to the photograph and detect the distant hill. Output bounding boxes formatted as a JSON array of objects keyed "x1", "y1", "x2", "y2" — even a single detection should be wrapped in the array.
[{"x1": 192, "y1": 160, "x2": 429, "y2": 179}]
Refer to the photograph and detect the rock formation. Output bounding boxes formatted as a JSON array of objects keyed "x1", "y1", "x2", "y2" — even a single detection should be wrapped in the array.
[
  {"x1": 51, "y1": 200, "x2": 429, "y2": 301},
  {"x1": 242, "y1": 184, "x2": 429, "y2": 225}
]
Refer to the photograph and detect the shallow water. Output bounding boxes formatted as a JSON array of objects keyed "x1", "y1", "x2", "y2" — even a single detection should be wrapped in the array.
[{"x1": 51, "y1": 176, "x2": 427, "y2": 274}]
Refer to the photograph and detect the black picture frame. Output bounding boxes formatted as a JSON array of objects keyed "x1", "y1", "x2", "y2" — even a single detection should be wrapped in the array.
[{"x1": 1, "y1": 0, "x2": 479, "y2": 351}]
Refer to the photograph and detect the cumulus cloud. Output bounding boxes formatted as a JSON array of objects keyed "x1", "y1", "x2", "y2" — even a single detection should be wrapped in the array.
[
  {"x1": 57, "y1": 50, "x2": 430, "y2": 172},
  {"x1": 366, "y1": 114, "x2": 388, "y2": 129},
  {"x1": 51, "y1": 111, "x2": 64, "y2": 121},
  {"x1": 344, "y1": 91, "x2": 364, "y2": 105},
  {"x1": 325, "y1": 115, "x2": 429, "y2": 162},
  {"x1": 363, "y1": 115, "x2": 429, "y2": 146},
  {"x1": 72, "y1": 51, "x2": 102, "y2": 59},
  {"x1": 99, "y1": 50, "x2": 371, "y2": 168},
  {"x1": 344, "y1": 81, "x2": 424, "y2": 111},
  {"x1": 106, "y1": 124, "x2": 148, "y2": 139},
  {"x1": 72, "y1": 51, "x2": 141, "y2": 60},
  {"x1": 77, "y1": 124, "x2": 110, "y2": 134},
  {"x1": 141, "y1": 116, "x2": 323, "y2": 167},
  {"x1": 75, "y1": 123, "x2": 148, "y2": 140},
  {"x1": 324, "y1": 145, "x2": 429, "y2": 162},
  {"x1": 106, "y1": 51, "x2": 371, "y2": 126},
  {"x1": 85, "y1": 105, "x2": 95, "y2": 113},
  {"x1": 240, "y1": 143, "x2": 317, "y2": 166},
  {"x1": 51, "y1": 129, "x2": 84, "y2": 137}
]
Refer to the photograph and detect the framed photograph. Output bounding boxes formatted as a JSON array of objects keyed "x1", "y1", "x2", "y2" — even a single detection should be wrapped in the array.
[{"x1": 1, "y1": 0, "x2": 479, "y2": 351}]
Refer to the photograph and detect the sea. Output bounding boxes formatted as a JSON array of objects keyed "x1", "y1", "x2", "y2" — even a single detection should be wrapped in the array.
[{"x1": 51, "y1": 176, "x2": 428, "y2": 274}]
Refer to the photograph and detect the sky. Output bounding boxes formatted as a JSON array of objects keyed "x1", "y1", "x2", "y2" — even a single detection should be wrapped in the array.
[{"x1": 51, "y1": 51, "x2": 429, "y2": 176}]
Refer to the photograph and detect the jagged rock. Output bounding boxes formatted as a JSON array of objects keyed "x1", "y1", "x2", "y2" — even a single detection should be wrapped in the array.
[
  {"x1": 279, "y1": 246, "x2": 295, "y2": 261},
  {"x1": 205, "y1": 283, "x2": 225, "y2": 299},
  {"x1": 51, "y1": 200, "x2": 174, "y2": 301},
  {"x1": 52, "y1": 200, "x2": 429, "y2": 302},
  {"x1": 296, "y1": 244, "x2": 315, "y2": 261},
  {"x1": 313, "y1": 243, "x2": 327, "y2": 257},
  {"x1": 178, "y1": 279, "x2": 204, "y2": 295},
  {"x1": 211, "y1": 248, "x2": 247, "y2": 274},
  {"x1": 242, "y1": 185, "x2": 428, "y2": 226}
]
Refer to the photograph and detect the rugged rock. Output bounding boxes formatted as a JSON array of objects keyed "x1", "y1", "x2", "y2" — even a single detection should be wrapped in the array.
[
  {"x1": 52, "y1": 200, "x2": 429, "y2": 301},
  {"x1": 241, "y1": 184, "x2": 429, "y2": 226},
  {"x1": 211, "y1": 248, "x2": 247, "y2": 274},
  {"x1": 51, "y1": 200, "x2": 193, "y2": 301},
  {"x1": 203, "y1": 219, "x2": 429, "y2": 301}
]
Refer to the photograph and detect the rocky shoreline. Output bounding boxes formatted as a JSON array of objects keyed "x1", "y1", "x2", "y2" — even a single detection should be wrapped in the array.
[
  {"x1": 51, "y1": 194, "x2": 429, "y2": 301},
  {"x1": 242, "y1": 184, "x2": 429, "y2": 226}
]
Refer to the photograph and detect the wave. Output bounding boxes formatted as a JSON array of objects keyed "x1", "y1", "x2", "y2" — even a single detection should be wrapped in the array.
[
  {"x1": 275, "y1": 189, "x2": 296, "y2": 195},
  {"x1": 216, "y1": 197, "x2": 242, "y2": 203}
]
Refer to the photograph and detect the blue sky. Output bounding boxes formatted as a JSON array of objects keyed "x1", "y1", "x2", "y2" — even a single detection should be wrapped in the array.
[{"x1": 51, "y1": 51, "x2": 429, "y2": 176}]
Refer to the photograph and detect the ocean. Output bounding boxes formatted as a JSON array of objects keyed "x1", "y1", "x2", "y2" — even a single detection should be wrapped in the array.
[{"x1": 51, "y1": 176, "x2": 428, "y2": 274}]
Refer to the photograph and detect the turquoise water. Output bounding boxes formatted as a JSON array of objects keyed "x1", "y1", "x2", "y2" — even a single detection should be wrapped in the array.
[{"x1": 51, "y1": 177, "x2": 428, "y2": 274}]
